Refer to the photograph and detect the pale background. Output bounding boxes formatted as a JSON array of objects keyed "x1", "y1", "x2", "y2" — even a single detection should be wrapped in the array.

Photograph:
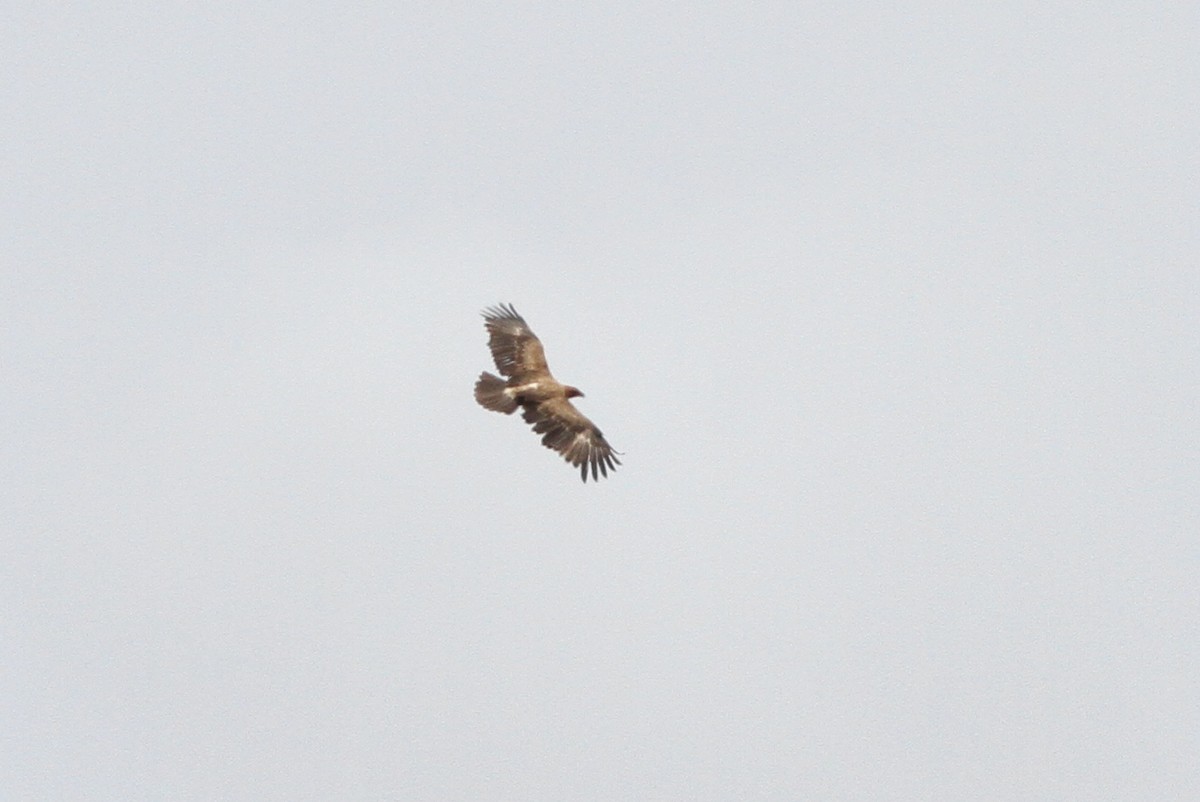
[{"x1": 4, "y1": 3, "x2": 1197, "y2": 799}]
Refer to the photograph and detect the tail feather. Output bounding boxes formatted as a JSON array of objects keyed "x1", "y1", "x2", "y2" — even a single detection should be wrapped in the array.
[{"x1": 475, "y1": 372, "x2": 518, "y2": 414}]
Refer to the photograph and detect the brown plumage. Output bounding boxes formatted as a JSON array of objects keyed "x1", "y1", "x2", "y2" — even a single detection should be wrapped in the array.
[{"x1": 475, "y1": 303, "x2": 621, "y2": 482}]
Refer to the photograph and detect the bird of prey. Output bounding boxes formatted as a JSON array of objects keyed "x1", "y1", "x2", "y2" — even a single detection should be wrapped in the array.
[{"x1": 474, "y1": 303, "x2": 621, "y2": 482}]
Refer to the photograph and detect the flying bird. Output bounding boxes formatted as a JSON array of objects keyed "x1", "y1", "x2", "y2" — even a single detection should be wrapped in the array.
[{"x1": 474, "y1": 303, "x2": 621, "y2": 482}]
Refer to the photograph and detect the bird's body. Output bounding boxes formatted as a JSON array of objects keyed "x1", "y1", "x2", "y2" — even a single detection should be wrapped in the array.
[{"x1": 474, "y1": 303, "x2": 620, "y2": 482}]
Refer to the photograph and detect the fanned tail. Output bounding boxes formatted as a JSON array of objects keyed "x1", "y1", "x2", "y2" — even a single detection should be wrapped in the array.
[{"x1": 474, "y1": 372, "x2": 518, "y2": 414}]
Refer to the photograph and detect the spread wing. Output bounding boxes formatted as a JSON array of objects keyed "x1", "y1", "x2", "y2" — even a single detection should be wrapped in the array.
[
  {"x1": 523, "y1": 398, "x2": 621, "y2": 482},
  {"x1": 482, "y1": 303, "x2": 548, "y2": 378}
]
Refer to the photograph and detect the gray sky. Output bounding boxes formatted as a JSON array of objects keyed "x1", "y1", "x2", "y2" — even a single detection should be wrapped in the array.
[{"x1": 4, "y1": 3, "x2": 1197, "y2": 799}]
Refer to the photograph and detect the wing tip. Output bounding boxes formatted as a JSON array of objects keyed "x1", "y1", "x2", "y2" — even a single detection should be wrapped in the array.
[
  {"x1": 576, "y1": 446, "x2": 620, "y2": 483},
  {"x1": 482, "y1": 302, "x2": 521, "y2": 321}
]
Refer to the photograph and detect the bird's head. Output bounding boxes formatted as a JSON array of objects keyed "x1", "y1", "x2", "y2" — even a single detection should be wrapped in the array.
[{"x1": 565, "y1": 386, "x2": 585, "y2": 399}]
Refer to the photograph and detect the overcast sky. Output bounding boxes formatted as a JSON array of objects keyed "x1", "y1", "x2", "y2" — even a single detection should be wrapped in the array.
[{"x1": 4, "y1": 3, "x2": 1198, "y2": 800}]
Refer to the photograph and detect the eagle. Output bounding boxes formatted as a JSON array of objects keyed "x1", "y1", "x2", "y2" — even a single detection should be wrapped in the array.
[{"x1": 474, "y1": 303, "x2": 621, "y2": 482}]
